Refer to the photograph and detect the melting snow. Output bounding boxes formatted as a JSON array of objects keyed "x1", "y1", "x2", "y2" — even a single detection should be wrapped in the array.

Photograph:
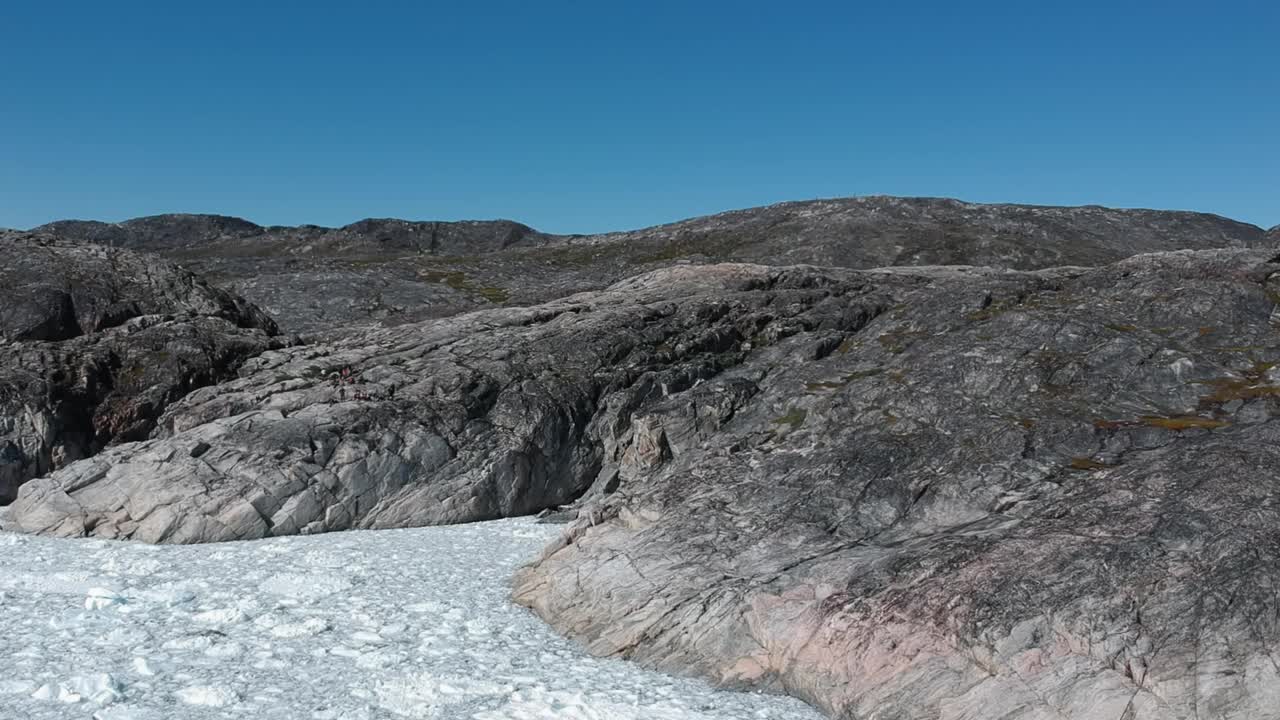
[{"x1": 0, "y1": 517, "x2": 822, "y2": 719}]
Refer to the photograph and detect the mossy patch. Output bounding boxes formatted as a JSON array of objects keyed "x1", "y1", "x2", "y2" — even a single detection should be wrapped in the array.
[
  {"x1": 420, "y1": 269, "x2": 468, "y2": 289},
  {"x1": 847, "y1": 368, "x2": 885, "y2": 380},
  {"x1": 1139, "y1": 415, "x2": 1231, "y2": 430},
  {"x1": 967, "y1": 303, "x2": 1007, "y2": 322},
  {"x1": 877, "y1": 327, "x2": 922, "y2": 354},
  {"x1": 474, "y1": 285, "x2": 510, "y2": 303},
  {"x1": 119, "y1": 363, "x2": 148, "y2": 386},
  {"x1": 1193, "y1": 361, "x2": 1279, "y2": 404},
  {"x1": 772, "y1": 408, "x2": 808, "y2": 430},
  {"x1": 1198, "y1": 381, "x2": 1280, "y2": 403},
  {"x1": 419, "y1": 269, "x2": 509, "y2": 304}
]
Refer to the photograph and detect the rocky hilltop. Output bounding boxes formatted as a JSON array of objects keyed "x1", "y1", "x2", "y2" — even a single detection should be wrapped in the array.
[
  {"x1": 4, "y1": 199, "x2": 1280, "y2": 719},
  {"x1": 36, "y1": 198, "x2": 1267, "y2": 334},
  {"x1": 37, "y1": 214, "x2": 552, "y2": 255},
  {"x1": 0, "y1": 231, "x2": 287, "y2": 502}
]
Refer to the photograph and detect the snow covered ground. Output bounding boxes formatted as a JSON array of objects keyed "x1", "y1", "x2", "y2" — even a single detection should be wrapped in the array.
[{"x1": 0, "y1": 517, "x2": 823, "y2": 720}]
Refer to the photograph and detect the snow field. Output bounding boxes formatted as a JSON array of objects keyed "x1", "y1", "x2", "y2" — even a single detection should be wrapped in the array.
[{"x1": 0, "y1": 518, "x2": 822, "y2": 719}]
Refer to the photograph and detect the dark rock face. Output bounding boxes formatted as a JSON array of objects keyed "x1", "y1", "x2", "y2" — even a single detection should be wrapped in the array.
[
  {"x1": 0, "y1": 232, "x2": 284, "y2": 502},
  {"x1": 0, "y1": 231, "x2": 277, "y2": 341},
  {"x1": 36, "y1": 214, "x2": 549, "y2": 255},
  {"x1": 36, "y1": 214, "x2": 263, "y2": 250},
  {"x1": 8, "y1": 249, "x2": 1280, "y2": 717},
  {"x1": 34, "y1": 215, "x2": 559, "y2": 335},
  {"x1": 1, "y1": 264, "x2": 893, "y2": 541},
  {"x1": 34, "y1": 198, "x2": 1267, "y2": 334}
]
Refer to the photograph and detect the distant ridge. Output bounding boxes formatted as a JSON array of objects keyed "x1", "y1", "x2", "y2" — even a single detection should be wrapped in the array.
[
  {"x1": 32, "y1": 196, "x2": 1268, "y2": 256},
  {"x1": 28, "y1": 196, "x2": 1271, "y2": 333},
  {"x1": 36, "y1": 214, "x2": 550, "y2": 256}
]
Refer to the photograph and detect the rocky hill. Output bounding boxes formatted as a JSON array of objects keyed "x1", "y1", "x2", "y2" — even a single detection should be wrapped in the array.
[
  {"x1": 0, "y1": 231, "x2": 286, "y2": 502},
  {"x1": 37, "y1": 214, "x2": 553, "y2": 255},
  {"x1": 4, "y1": 199, "x2": 1280, "y2": 718},
  {"x1": 6, "y1": 248, "x2": 1280, "y2": 718},
  {"x1": 35, "y1": 198, "x2": 1268, "y2": 334}
]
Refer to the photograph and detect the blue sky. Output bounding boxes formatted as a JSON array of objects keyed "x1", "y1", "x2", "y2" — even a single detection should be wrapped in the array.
[{"x1": 2, "y1": 0, "x2": 1276, "y2": 232}]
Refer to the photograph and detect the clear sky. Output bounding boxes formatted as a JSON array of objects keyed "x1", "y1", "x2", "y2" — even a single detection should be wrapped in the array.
[{"x1": 2, "y1": 0, "x2": 1276, "y2": 232}]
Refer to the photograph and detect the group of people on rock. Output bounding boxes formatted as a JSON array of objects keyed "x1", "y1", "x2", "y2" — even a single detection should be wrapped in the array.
[{"x1": 327, "y1": 365, "x2": 396, "y2": 403}]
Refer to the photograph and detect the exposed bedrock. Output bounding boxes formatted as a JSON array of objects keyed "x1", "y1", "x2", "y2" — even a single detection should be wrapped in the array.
[
  {"x1": 4, "y1": 263, "x2": 896, "y2": 540},
  {"x1": 34, "y1": 198, "x2": 1268, "y2": 333},
  {"x1": 511, "y1": 249, "x2": 1280, "y2": 719},
  {"x1": 8, "y1": 249, "x2": 1280, "y2": 718},
  {"x1": 0, "y1": 232, "x2": 284, "y2": 501}
]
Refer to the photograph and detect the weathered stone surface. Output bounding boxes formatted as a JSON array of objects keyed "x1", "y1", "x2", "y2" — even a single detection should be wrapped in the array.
[
  {"x1": 509, "y1": 249, "x2": 1280, "y2": 719},
  {"x1": 3, "y1": 264, "x2": 897, "y2": 541},
  {"x1": 35, "y1": 214, "x2": 265, "y2": 250},
  {"x1": 36, "y1": 198, "x2": 1268, "y2": 334},
  {"x1": 0, "y1": 232, "x2": 284, "y2": 501},
  {"x1": 34, "y1": 215, "x2": 560, "y2": 334},
  {"x1": 0, "y1": 231, "x2": 276, "y2": 341},
  {"x1": 10, "y1": 248, "x2": 1280, "y2": 717},
  {"x1": 7, "y1": 202, "x2": 1280, "y2": 718}
]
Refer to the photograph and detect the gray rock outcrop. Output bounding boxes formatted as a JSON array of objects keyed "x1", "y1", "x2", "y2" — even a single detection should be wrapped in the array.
[
  {"x1": 0, "y1": 230, "x2": 275, "y2": 342},
  {"x1": 0, "y1": 232, "x2": 284, "y2": 501},
  {"x1": 3, "y1": 263, "x2": 894, "y2": 541},
  {"x1": 7, "y1": 248, "x2": 1280, "y2": 717},
  {"x1": 512, "y1": 249, "x2": 1280, "y2": 719},
  {"x1": 6, "y1": 201, "x2": 1280, "y2": 719},
  {"x1": 35, "y1": 198, "x2": 1268, "y2": 333}
]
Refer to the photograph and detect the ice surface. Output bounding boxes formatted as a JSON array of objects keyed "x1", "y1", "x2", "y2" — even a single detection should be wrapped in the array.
[{"x1": 0, "y1": 518, "x2": 822, "y2": 719}]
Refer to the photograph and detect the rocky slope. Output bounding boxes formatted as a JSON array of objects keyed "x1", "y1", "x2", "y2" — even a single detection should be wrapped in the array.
[
  {"x1": 36, "y1": 198, "x2": 1268, "y2": 334},
  {"x1": 37, "y1": 214, "x2": 552, "y2": 255},
  {"x1": 511, "y1": 250, "x2": 1280, "y2": 719},
  {"x1": 7, "y1": 246, "x2": 1280, "y2": 718},
  {"x1": 0, "y1": 230, "x2": 275, "y2": 342},
  {"x1": 2, "y1": 263, "x2": 894, "y2": 540},
  {"x1": 0, "y1": 231, "x2": 286, "y2": 502}
]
